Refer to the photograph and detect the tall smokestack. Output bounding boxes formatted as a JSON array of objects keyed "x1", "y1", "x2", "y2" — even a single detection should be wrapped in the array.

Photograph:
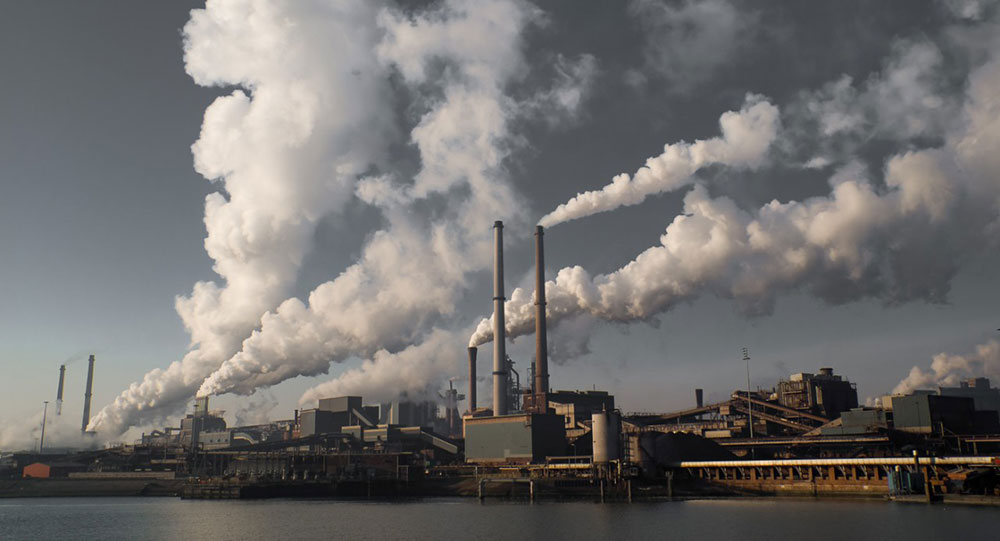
[
  {"x1": 81, "y1": 355, "x2": 95, "y2": 433},
  {"x1": 468, "y1": 346, "x2": 478, "y2": 412},
  {"x1": 492, "y1": 221, "x2": 507, "y2": 416},
  {"x1": 56, "y1": 365, "x2": 66, "y2": 415},
  {"x1": 533, "y1": 225, "x2": 549, "y2": 412}
]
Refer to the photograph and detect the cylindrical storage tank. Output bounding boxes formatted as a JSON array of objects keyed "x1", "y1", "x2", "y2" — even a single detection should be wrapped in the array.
[
  {"x1": 592, "y1": 412, "x2": 610, "y2": 463},
  {"x1": 592, "y1": 411, "x2": 620, "y2": 463}
]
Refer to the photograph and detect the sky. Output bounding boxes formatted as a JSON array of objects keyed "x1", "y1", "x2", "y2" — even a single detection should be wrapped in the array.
[{"x1": 1, "y1": 0, "x2": 999, "y2": 450}]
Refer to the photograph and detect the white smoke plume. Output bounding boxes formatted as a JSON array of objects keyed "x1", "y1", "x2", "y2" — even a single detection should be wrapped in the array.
[
  {"x1": 0, "y1": 411, "x2": 98, "y2": 453},
  {"x1": 88, "y1": 0, "x2": 397, "y2": 435},
  {"x1": 472, "y1": 39, "x2": 1000, "y2": 347},
  {"x1": 299, "y1": 329, "x2": 464, "y2": 407},
  {"x1": 892, "y1": 340, "x2": 1000, "y2": 395},
  {"x1": 538, "y1": 95, "x2": 779, "y2": 228},
  {"x1": 194, "y1": 0, "x2": 563, "y2": 401}
]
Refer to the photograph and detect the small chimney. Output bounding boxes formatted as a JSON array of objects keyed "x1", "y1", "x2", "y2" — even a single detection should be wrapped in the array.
[
  {"x1": 695, "y1": 388, "x2": 704, "y2": 408},
  {"x1": 468, "y1": 347, "x2": 478, "y2": 412},
  {"x1": 492, "y1": 221, "x2": 507, "y2": 416},
  {"x1": 56, "y1": 365, "x2": 66, "y2": 415},
  {"x1": 81, "y1": 355, "x2": 95, "y2": 433}
]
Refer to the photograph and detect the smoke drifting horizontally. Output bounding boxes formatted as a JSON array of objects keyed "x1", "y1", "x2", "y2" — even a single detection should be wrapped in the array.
[
  {"x1": 472, "y1": 38, "x2": 1000, "y2": 347},
  {"x1": 538, "y1": 95, "x2": 779, "y2": 228}
]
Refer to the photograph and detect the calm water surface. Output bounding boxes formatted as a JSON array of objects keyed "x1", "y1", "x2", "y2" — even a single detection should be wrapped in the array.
[{"x1": 0, "y1": 497, "x2": 997, "y2": 540}]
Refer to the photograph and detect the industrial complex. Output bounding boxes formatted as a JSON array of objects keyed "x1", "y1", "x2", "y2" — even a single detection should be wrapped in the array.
[{"x1": 3, "y1": 222, "x2": 1000, "y2": 503}]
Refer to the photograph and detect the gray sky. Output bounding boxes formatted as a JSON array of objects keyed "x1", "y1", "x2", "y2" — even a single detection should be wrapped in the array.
[{"x1": 2, "y1": 0, "x2": 998, "y2": 448}]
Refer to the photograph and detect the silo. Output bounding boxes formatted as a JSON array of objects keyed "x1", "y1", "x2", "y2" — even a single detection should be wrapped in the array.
[{"x1": 592, "y1": 411, "x2": 620, "y2": 463}]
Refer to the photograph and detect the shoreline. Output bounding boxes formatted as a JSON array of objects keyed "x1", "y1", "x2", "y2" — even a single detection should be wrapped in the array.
[{"x1": 3, "y1": 478, "x2": 999, "y2": 507}]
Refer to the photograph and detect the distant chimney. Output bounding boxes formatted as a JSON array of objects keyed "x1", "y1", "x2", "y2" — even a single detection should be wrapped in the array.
[
  {"x1": 468, "y1": 347, "x2": 478, "y2": 412},
  {"x1": 56, "y1": 365, "x2": 66, "y2": 415},
  {"x1": 81, "y1": 355, "x2": 95, "y2": 433},
  {"x1": 695, "y1": 388, "x2": 704, "y2": 408}
]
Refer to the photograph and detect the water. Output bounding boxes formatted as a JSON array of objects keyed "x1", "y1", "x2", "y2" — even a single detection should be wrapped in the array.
[{"x1": 0, "y1": 497, "x2": 996, "y2": 540}]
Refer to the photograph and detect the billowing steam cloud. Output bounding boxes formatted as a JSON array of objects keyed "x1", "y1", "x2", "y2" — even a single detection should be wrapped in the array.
[
  {"x1": 85, "y1": 0, "x2": 597, "y2": 437},
  {"x1": 88, "y1": 0, "x2": 399, "y2": 434},
  {"x1": 300, "y1": 329, "x2": 464, "y2": 406},
  {"x1": 192, "y1": 0, "x2": 559, "y2": 401},
  {"x1": 892, "y1": 340, "x2": 1000, "y2": 395},
  {"x1": 538, "y1": 95, "x2": 779, "y2": 228},
  {"x1": 472, "y1": 36, "x2": 1000, "y2": 347},
  {"x1": 0, "y1": 411, "x2": 99, "y2": 452}
]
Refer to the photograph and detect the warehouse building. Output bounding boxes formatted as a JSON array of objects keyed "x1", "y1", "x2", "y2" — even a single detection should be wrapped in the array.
[{"x1": 464, "y1": 413, "x2": 566, "y2": 464}]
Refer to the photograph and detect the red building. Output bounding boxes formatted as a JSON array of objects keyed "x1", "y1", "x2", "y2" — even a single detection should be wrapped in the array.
[{"x1": 22, "y1": 462, "x2": 86, "y2": 478}]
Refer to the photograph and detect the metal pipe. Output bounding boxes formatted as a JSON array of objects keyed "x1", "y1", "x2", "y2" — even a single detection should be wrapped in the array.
[
  {"x1": 468, "y1": 346, "x2": 478, "y2": 412},
  {"x1": 492, "y1": 221, "x2": 507, "y2": 416},
  {"x1": 56, "y1": 365, "x2": 65, "y2": 415},
  {"x1": 533, "y1": 225, "x2": 549, "y2": 412},
  {"x1": 673, "y1": 457, "x2": 1000, "y2": 468},
  {"x1": 82, "y1": 354, "x2": 95, "y2": 433},
  {"x1": 742, "y1": 348, "x2": 753, "y2": 440}
]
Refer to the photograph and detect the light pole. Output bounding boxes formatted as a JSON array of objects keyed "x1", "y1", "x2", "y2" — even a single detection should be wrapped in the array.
[
  {"x1": 743, "y1": 348, "x2": 753, "y2": 440},
  {"x1": 40, "y1": 401, "x2": 49, "y2": 453}
]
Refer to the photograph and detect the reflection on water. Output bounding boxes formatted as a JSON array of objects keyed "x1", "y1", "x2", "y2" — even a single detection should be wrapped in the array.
[{"x1": 0, "y1": 497, "x2": 996, "y2": 540}]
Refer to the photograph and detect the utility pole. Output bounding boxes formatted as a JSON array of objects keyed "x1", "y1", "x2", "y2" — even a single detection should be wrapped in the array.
[
  {"x1": 742, "y1": 348, "x2": 753, "y2": 441},
  {"x1": 40, "y1": 401, "x2": 49, "y2": 453}
]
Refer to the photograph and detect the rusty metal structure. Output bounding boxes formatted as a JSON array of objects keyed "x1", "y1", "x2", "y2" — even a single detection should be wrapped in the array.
[
  {"x1": 674, "y1": 456, "x2": 1000, "y2": 499},
  {"x1": 628, "y1": 390, "x2": 831, "y2": 439}
]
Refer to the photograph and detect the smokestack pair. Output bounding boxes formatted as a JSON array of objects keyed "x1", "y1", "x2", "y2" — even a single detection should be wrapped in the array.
[{"x1": 483, "y1": 221, "x2": 549, "y2": 417}]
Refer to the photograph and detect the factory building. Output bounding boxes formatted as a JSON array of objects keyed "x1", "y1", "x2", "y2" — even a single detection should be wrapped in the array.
[
  {"x1": 179, "y1": 397, "x2": 227, "y2": 449},
  {"x1": 22, "y1": 461, "x2": 86, "y2": 478},
  {"x1": 775, "y1": 368, "x2": 858, "y2": 419},
  {"x1": 938, "y1": 377, "x2": 1000, "y2": 413},
  {"x1": 199, "y1": 430, "x2": 234, "y2": 450},
  {"x1": 819, "y1": 408, "x2": 890, "y2": 436},
  {"x1": 548, "y1": 390, "x2": 616, "y2": 437},
  {"x1": 890, "y1": 394, "x2": 976, "y2": 434},
  {"x1": 299, "y1": 396, "x2": 378, "y2": 438},
  {"x1": 464, "y1": 413, "x2": 566, "y2": 464},
  {"x1": 380, "y1": 400, "x2": 437, "y2": 428}
]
